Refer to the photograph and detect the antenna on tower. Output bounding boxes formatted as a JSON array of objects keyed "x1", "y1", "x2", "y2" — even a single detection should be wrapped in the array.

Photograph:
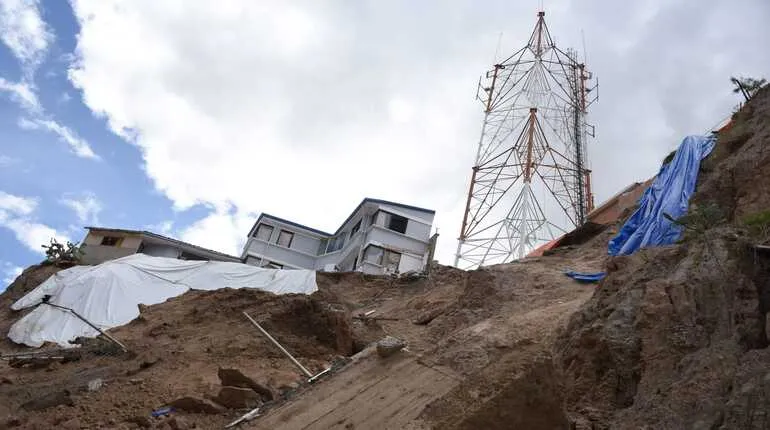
[
  {"x1": 454, "y1": 10, "x2": 598, "y2": 269},
  {"x1": 493, "y1": 31, "x2": 503, "y2": 63}
]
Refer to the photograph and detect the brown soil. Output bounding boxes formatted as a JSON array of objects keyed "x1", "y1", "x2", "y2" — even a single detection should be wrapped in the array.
[
  {"x1": 555, "y1": 85, "x2": 770, "y2": 429},
  {"x1": 0, "y1": 234, "x2": 608, "y2": 430},
  {"x1": 0, "y1": 87, "x2": 767, "y2": 430}
]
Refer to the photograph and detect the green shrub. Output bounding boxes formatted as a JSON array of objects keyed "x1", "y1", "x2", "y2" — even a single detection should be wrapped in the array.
[
  {"x1": 664, "y1": 203, "x2": 726, "y2": 236},
  {"x1": 42, "y1": 238, "x2": 84, "y2": 265},
  {"x1": 742, "y1": 210, "x2": 770, "y2": 244}
]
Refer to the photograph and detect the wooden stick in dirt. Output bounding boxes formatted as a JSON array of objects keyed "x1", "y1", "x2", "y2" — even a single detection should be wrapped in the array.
[{"x1": 43, "y1": 302, "x2": 128, "y2": 352}]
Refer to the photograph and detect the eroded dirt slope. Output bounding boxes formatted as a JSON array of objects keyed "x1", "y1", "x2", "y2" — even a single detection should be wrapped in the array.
[
  {"x1": 555, "y1": 86, "x2": 770, "y2": 429},
  {"x1": 0, "y1": 234, "x2": 607, "y2": 430}
]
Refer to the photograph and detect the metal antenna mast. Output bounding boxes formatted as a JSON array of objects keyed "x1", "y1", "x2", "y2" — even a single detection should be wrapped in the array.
[{"x1": 455, "y1": 11, "x2": 598, "y2": 269}]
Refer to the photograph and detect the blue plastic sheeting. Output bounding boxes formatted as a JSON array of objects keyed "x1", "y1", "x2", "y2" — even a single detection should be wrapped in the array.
[
  {"x1": 608, "y1": 135, "x2": 716, "y2": 256},
  {"x1": 565, "y1": 271, "x2": 606, "y2": 283}
]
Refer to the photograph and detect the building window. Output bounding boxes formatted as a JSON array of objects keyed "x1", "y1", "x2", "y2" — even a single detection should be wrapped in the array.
[
  {"x1": 350, "y1": 219, "x2": 361, "y2": 237},
  {"x1": 255, "y1": 224, "x2": 274, "y2": 241},
  {"x1": 317, "y1": 238, "x2": 329, "y2": 255},
  {"x1": 363, "y1": 245, "x2": 401, "y2": 271},
  {"x1": 326, "y1": 234, "x2": 346, "y2": 253},
  {"x1": 179, "y1": 251, "x2": 207, "y2": 261},
  {"x1": 364, "y1": 245, "x2": 383, "y2": 264},
  {"x1": 266, "y1": 261, "x2": 283, "y2": 269},
  {"x1": 100, "y1": 236, "x2": 122, "y2": 247},
  {"x1": 376, "y1": 211, "x2": 408, "y2": 234},
  {"x1": 277, "y1": 230, "x2": 294, "y2": 248}
]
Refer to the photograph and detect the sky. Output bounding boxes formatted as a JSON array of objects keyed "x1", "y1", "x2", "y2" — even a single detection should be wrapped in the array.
[{"x1": 0, "y1": 0, "x2": 768, "y2": 290}]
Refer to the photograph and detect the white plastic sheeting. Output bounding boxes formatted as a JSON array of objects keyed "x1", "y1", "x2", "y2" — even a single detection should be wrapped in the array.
[{"x1": 9, "y1": 254, "x2": 317, "y2": 348}]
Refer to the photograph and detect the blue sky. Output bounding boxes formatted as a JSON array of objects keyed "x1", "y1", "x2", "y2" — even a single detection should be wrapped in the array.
[
  {"x1": 0, "y1": 1, "x2": 212, "y2": 288},
  {"x1": 1, "y1": 0, "x2": 768, "y2": 290}
]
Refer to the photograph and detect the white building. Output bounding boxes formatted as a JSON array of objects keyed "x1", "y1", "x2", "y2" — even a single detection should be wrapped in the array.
[{"x1": 241, "y1": 198, "x2": 437, "y2": 275}]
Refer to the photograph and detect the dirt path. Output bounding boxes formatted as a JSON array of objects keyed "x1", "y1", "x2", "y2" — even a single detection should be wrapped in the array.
[{"x1": 252, "y1": 349, "x2": 460, "y2": 429}]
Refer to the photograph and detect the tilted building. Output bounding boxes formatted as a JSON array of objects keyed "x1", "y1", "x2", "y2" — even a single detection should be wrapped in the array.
[{"x1": 241, "y1": 198, "x2": 437, "y2": 275}]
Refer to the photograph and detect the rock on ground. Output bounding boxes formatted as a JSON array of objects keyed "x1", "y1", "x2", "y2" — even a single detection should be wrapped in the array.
[
  {"x1": 218, "y1": 368, "x2": 273, "y2": 401},
  {"x1": 215, "y1": 386, "x2": 261, "y2": 409},
  {"x1": 169, "y1": 397, "x2": 226, "y2": 415},
  {"x1": 376, "y1": 336, "x2": 405, "y2": 358}
]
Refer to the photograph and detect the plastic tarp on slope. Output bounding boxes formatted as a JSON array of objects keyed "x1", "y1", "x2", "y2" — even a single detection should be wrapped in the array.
[
  {"x1": 608, "y1": 134, "x2": 716, "y2": 256},
  {"x1": 565, "y1": 134, "x2": 715, "y2": 283},
  {"x1": 564, "y1": 271, "x2": 606, "y2": 283},
  {"x1": 9, "y1": 254, "x2": 317, "y2": 348}
]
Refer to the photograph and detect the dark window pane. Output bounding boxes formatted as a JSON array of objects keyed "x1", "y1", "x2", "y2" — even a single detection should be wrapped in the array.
[
  {"x1": 180, "y1": 252, "x2": 207, "y2": 261},
  {"x1": 101, "y1": 236, "x2": 121, "y2": 246},
  {"x1": 318, "y1": 238, "x2": 329, "y2": 255},
  {"x1": 387, "y1": 214, "x2": 408, "y2": 234}
]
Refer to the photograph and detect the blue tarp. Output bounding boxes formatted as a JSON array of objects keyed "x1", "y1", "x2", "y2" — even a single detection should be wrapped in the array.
[
  {"x1": 565, "y1": 134, "x2": 715, "y2": 284},
  {"x1": 607, "y1": 135, "x2": 716, "y2": 256},
  {"x1": 564, "y1": 271, "x2": 606, "y2": 283}
]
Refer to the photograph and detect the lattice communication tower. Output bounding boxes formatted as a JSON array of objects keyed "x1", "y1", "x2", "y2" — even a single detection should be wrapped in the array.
[{"x1": 455, "y1": 11, "x2": 598, "y2": 269}]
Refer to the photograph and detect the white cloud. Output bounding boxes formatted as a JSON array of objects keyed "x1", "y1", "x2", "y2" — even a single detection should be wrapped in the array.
[
  {"x1": 1, "y1": 262, "x2": 23, "y2": 289},
  {"x1": 0, "y1": 2, "x2": 99, "y2": 161},
  {"x1": 0, "y1": 190, "x2": 37, "y2": 215},
  {"x1": 0, "y1": 77, "x2": 39, "y2": 111},
  {"x1": 146, "y1": 220, "x2": 174, "y2": 236},
  {"x1": 0, "y1": 190, "x2": 71, "y2": 254},
  {"x1": 17, "y1": 117, "x2": 100, "y2": 159},
  {"x1": 67, "y1": 0, "x2": 770, "y2": 262},
  {"x1": 178, "y1": 207, "x2": 255, "y2": 256},
  {"x1": 60, "y1": 192, "x2": 102, "y2": 224},
  {"x1": 0, "y1": 155, "x2": 19, "y2": 166},
  {"x1": 0, "y1": 0, "x2": 53, "y2": 71}
]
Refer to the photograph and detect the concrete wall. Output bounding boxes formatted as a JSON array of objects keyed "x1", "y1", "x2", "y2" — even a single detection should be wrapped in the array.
[
  {"x1": 245, "y1": 238, "x2": 316, "y2": 269},
  {"x1": 83, "y1": 231, "x2": 142, "y2": 251},
  {"x1": 404, "y1": 219, "x2": 431, "y2": 240},
  {"x1": 81, "y1": 231, "x2": 143, "y2": 265},
  {"x1": 367, "y1": 227, "x2": 428, "y2": 255},
  {"x1": 398, "y1": 253, "x2": 424, "y2": 273},
  {"x1": 315, "y1": 251, "x2": 343, "y2": 271},
  {"x1": 141, "y1": 243, "x2": 180, "y2": 258},
  {"x1": 291, "y1": 232, "x2": 322, "y2": 256},
  {"x1": 81, "y1": 245, "x2": 136, "y2": 265}
]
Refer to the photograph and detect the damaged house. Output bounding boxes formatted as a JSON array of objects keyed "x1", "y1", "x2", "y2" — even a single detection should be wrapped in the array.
[
  {"x1": 241, "y1": 198, "x2": 437, "y2": 275},
  {"x1": 80, "y1": 227, "x2": 241, "y2": 265}
]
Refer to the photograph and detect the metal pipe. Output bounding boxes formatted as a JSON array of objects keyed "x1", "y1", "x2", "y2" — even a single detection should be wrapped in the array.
[
  {"x1": 242, "y1": 312, "x2": 313, "y2": 378},
  {"x1": 43, "y1": 302, "x2": 128, "y2": 352}
]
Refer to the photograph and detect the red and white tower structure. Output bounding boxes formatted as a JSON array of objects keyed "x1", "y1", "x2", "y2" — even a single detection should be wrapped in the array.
[{"x1": 455, "y1": 11, "x2": 598, "y2": 269}]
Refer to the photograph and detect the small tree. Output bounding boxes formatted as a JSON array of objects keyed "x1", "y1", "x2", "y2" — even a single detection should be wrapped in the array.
[
  {"x1": 42, "y1": 238, "x2": 84, "y2": 265},
  {"x1": 730, "y1": 76, "x2": 767, "y2": 102}
]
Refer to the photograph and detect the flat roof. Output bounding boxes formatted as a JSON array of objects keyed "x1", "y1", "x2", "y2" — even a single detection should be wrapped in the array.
[{"x1": 84, "y1": 226, "x2": 241, "y2": 261}]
